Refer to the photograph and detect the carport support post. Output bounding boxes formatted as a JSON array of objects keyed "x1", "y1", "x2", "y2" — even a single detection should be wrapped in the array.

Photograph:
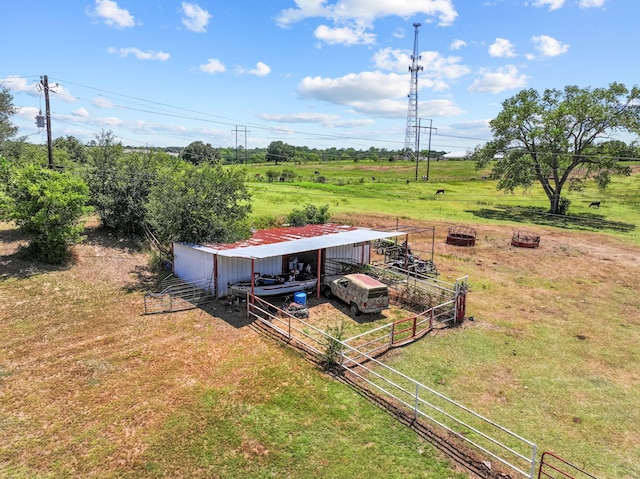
[
  {"x1": 404, "y1": 233, "x2": 410, "y2": 279},
  {"x1": 316, "y1": 249, "x2": 322, "y2": 299},
  {"x1": 250, "y1": 259, "x2": 255, "y2": 305}
]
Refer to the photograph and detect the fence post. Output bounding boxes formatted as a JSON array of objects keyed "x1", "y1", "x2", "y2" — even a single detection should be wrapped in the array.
[
  {"x1": 414, "y1": 383, "x2": 420, "y2": 420},
  {"x1": 530, "y1": 444, "x2": 537, "y2": 479}
]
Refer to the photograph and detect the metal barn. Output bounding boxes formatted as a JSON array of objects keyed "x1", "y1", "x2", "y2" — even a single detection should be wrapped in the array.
[{"x1": 171, "y1": 224, "x2": 404, "y2": 299}]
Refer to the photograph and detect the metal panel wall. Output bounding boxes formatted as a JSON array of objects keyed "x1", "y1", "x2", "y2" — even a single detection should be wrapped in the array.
[
  {"x1": 216, "y1": 255, "x2": 282, "y2": 298},
  {"x1": 173, "y1": 243, "x2": 214, "y2": 290},
  {"x1": 325, "y1": 242, "x2": 370, "y2": 264}
]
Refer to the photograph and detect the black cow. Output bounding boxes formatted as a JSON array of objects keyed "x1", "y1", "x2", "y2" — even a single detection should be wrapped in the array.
[
  {"x1": 436, "y1": 189, "x2": 445, "y2": 195},
  {"x1": 589, "y1": 201, "x2": 601, "y2": 208}
]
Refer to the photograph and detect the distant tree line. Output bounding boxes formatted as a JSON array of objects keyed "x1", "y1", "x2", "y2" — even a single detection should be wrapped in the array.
[{"x1": 122, "y1": 140, "x2": 449, "y2": 165}]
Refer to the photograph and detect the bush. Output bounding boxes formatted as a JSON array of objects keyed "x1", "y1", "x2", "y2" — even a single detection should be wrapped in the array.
[
  {"x1": 322, "y1": 322, "x2": 345, "y2": 370},
  {"x1": 286, "y1": 204, "x2": 330, "y2": 227},
  {"x1": 7, "y1": 165, "x2": 91, "y2": 264}
]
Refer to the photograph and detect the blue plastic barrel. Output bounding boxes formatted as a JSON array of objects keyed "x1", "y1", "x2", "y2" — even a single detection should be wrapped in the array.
[{"x1": 293, "y1": 291, "x2": 307, "y2": 305}]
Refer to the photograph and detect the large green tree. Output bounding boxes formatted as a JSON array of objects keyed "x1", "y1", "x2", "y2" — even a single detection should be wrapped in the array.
[
  {"x1": 146, "y1": 162, "x2": 251, "y2": 244},
  {"x1": 83, "y1": 130, "x2": 155, "y2": 234},
  {"x1": 6, "y1": 164, "x2": 90, "y2": 263},
  {"x1": 0, "y1": 87, "x2": 20, "y2": 159},
  {"x1": 0, "y1": 87, "x2": 18, "y2": 143},
  {"x1": 474, "y1": 83, "x2": 640, "y2": 214},
  {"x1": 180, "y1": 141, "x2": 219, "y2": 165},
  {"x1": 266, "y1": 141, "x2": 295, "y2": 165}
]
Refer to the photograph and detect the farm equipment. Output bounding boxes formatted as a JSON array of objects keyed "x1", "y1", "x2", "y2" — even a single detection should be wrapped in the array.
[
  {"x1": 279, "y1": 295, "x2": 309, "y2": 319},
  {"x1": 373, "y1": 238, "x2": 438, "y2": 277}
]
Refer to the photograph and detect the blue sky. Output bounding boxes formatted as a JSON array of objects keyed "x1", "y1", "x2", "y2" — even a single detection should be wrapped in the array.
[{"x1": 1, "y1": 0, "x2": 636, "y2": 154}]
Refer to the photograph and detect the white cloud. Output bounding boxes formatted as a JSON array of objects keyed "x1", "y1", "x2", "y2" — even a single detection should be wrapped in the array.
[
  {"x1": 392, "y1": 28, "x2": 405, "y2": 39},
  {"x1": 107, "y1": 47, "x2": 170, "y2": 61},
  {"x1": 260, "y1": 112, "x2": 342, "y2": 123},
  {"x1": 276, "y1": 0, "x2": 458, "y2": 29},
  {"x1": 531, "y1": 35, "x2": 569, "y2": 57},
  {"x1": 92, "y1": 97, "x2": 115, "y2": 109},
  {"x1": 198, "y1": 58, "x2": 226, "y2": 74},
  {"x1": 372, "y1": 48, "x2": 470, "y2": 90},
  {"x1": 450, "y1": 39, "x2": 467, "y2": 50},
  {"x1": 531, "y1": 0, "x2": 566, "y2": 10},
  {"x1": 181, "y1": 2, "x2": 211, "y2": 33},
  {"x1": 420, "y1": 99, "x2": 465, "y2": 117},
  {"x1": 240, "y1": 62, "x2": 272, "y2": 77},
  {"x1": 104, "y1": 116, "x2": 124, "y2": 126},
  {"x1": 86, "y1": 0, "x2": 135, "y2": 29},
  {"x1": 17, "y1": 106, "x2": 40, "y2": 122},
  {"x1": 0, "y1": 76, "x2": 40, "y2": 95},
  {"x1": 0, "y1": 76, "x2": 76, "y2": 102},
  {"x1": 299, "y1": 71, "x2": 407, "y2": 105},
  {"x1": 488, "y1": 38, "x2": 516, "y2": 58},
  {"x1": 468, "y1": 65, "x2": 529, "y2": 93},
  {"x1": 314, "y1": 24, "x2": 376, "y2": 45},
  {"x1": 72, "y1": 108, "x2": 90, "y2": 117},
  {"x1": 297, "y1": 71, "x2": 464, "y2": 118},
  {"x1": 578, "y1": 0, "x2": 607, "y2": 7}
]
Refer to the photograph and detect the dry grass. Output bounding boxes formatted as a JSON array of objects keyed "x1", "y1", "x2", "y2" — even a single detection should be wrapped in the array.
[
  {"x1": 2, "y1": 213, "x2": 639, "y2": 478},
  {"x1": 0, "y1": 221, "x2": 277, "y2": 476},
  {"x1": 346, "y1": 214, "x2": 640, "y2": 478}
]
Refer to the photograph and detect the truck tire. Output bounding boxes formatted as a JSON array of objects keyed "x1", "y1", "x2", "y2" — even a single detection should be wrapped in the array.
[
  {"x1": 349, "y1": 302, "x2": 361, "y2": 316},
  {"x1": 323, "y1": 287, "x2": 333, "y2": 299}
]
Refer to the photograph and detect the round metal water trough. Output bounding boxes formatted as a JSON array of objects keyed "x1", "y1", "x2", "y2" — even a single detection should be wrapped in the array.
[{"x1": 446, "y1": 226, "x2": 477, "y2": 246}]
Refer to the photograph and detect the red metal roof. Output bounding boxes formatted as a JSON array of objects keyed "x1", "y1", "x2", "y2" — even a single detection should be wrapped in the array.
[{"x1": 204, "y1": 223, "x2": 360, "y2": 251}]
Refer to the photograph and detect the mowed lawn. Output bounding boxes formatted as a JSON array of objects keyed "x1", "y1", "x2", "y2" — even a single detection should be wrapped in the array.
[{"x1": 1, "y1": 160, "x2": 639, "y2": 478}]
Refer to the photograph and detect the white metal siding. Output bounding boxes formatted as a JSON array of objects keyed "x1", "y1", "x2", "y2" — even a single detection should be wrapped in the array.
[
  {"x1": 173, "y1": 243, "x2": 215, "y2": 291},
  {"x1": 216, "y1": 255, "x2": 282, "y2": 298},
  {"x1": 325, "y1": 242, "x2": 370, "y2": 264}
]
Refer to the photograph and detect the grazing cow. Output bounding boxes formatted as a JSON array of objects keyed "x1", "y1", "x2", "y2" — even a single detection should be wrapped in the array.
[
  {"x1": 314, "y1": 171, "x2": 320, "y2": 175},
  {"x1": 436, "y1": 189, "x2": 445, "y2": 195},
  {"x1": 406, "y1": 179, "x2": 410, "y2": 184},
  {"x1": 371, "y1": 176, "x2": 376, "y2": 181},
  {"x1": 589, "y1": 201, "x2": 601, "y2": 208}
]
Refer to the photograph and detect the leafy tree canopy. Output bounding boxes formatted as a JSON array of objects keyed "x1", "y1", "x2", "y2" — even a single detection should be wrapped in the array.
[
  {"x1": 266, "y1": 141, "x2": 295, "y2": 165},
  {"x1": 180, "y1": 140, "x2": 219, "y2": 165},
  {"x1": 0, "y1": 87, "x2": 18, "y2": 144},
  {"x1": 53, "y1": 135, "x2": 89, "y2": 164},
  {"x1": 5, "y1": 164, "x2": 91, "y2": 263},
  {"x1": 146, "y1": 162, "x2": 252, "y2": 244},
  {"x1": 474, "y1": 83, "x2": 640, "y2": 214}
]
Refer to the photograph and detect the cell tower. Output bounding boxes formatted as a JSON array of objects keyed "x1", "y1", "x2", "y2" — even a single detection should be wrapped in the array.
[{"x1": 403, "y1": 22, "x2": 423, "y2": 160}]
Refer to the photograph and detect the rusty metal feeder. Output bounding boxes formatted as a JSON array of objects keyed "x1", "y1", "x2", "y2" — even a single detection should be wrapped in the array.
[
  {"x1": 446, "y1": 225, "x2": 477, "y2": 247},
  {"x1": 511, "y1": 230, "x2": 540, "y2": 248}
]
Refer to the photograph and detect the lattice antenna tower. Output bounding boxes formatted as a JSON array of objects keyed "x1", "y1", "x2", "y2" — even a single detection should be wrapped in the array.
[{"x1": 403, "y1": 22, "x2": 423, "y2": 160}]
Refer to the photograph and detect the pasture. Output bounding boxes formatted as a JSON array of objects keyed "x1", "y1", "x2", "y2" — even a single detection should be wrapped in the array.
[{"x1": 1, "y1": 159, "x2": 639, "y2": 478}]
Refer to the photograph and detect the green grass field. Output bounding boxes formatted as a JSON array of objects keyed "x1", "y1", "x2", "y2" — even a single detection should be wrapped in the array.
[{"x1": 243, "y1": 160, "x2": 640, "y2": 244}]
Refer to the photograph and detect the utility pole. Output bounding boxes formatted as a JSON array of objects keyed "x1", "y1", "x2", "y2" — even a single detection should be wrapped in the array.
[
  {"x1": 416, "y1": 119, "x2": 437, "y2": 181},
  {"x1": 232, "y1": 125, "x2": 250, "y2": 164},
  {"x1": 244, "y1": 126, "x2": 250, "y2": 165},
  {"x1": 40, "y1": 75, "x2": 54, "y2": 169}
]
